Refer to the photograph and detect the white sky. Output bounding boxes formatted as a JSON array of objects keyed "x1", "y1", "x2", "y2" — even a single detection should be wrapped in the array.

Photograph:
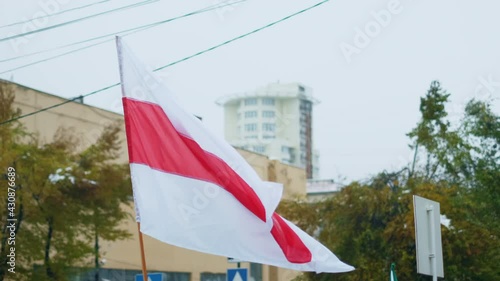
[{"x1": 1, "y1": 0, "x2": 499, "y2": 182}]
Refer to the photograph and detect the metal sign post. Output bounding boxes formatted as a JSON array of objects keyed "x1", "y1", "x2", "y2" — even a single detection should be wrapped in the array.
[
  {"x1": 427, "y1": 205, "x2": 437, "y2": 281},
  {"x1": 413, "y1": 195, "x2": 444, "y2": 280}
]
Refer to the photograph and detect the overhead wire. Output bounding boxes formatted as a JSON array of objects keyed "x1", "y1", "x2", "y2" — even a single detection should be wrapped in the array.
[
  {"x1": 0, "y1": 0, "x2": 159, "y2": 43},
  {"x1": 0, "y1": 0, "x2": 111, "y2": 29},
  {"x1": 0, "y1": 82, "x2": 121, "y2": 126},
  {"x1": 0, "y1": 38, "x2": 114, "y2": 75},
  {"x1": 154, "y1": 0, "x2": 329, "y2": 71},
  {"x1": 0, "y1": 0, "x2": 246, "y2": 64},
  {"x1": 0, "y1": 0, "x2": 247, "y2": 75},
  {"x1": 0, "y1": 0, "x2": 330, "y2": 126}
]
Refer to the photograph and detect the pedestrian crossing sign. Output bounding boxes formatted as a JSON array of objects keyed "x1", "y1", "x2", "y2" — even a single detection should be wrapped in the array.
[{"x1": 227, "y1": 268, "x2": 247, "y2": 281}]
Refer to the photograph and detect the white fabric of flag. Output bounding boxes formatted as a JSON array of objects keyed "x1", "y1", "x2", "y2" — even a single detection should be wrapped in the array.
[{"x1": 116, "y1": 36, "x2": 354, "y2": 273}]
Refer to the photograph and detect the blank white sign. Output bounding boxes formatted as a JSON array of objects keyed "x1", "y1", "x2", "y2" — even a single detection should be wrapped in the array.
[{"x1": 413, "y1": 195, "x2": 444, "y2": 278}]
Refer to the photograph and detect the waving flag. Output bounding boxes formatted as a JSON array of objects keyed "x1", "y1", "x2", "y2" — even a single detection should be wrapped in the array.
[{"x1": 116, "y1": 36, "x2": 354, "y2": 273}]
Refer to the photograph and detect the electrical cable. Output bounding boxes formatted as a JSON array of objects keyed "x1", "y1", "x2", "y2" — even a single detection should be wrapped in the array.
[
  {"x1": 0, "y1": 0, "x2": 159, "y2": 43},
  {"x1": 154, "y1": 0, "x2": 329, "y2": 71},
  {"x1": 0, "y1": 39, "x2": 109, "y2": 75},
  {"x1": 0, "y1": 0, "x2": 244, "y2": 74},
  {"x1": 0, "y1": 82, "x2": 121, "y2": 126},
  {"x1": 0, "y1": 0, "x2": 110, "y2": 29},
  {"x1": 0, "y1": 0, "x2": 246, "y2": 64},
  {"x1": 0, "y1": 0, "x2": 330, "y2": 126}
]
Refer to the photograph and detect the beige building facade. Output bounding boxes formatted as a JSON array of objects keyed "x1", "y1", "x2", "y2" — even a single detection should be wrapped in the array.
[{"x1": 5, "y1": 80, "x2": 308, "y2": 281}]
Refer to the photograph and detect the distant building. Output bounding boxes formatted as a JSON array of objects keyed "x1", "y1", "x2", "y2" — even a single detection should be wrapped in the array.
[
  {"x1": 306, "y1": 179, "x2": 343, "y2": 202},
  {"x1": 217, "y1": 82, "x2": 320, "y2": 179}
]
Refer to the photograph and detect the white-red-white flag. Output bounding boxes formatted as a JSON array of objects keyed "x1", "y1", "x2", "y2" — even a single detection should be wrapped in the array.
[{"x1": 116, "y1": 37, "x2": 354, "y2": 273}]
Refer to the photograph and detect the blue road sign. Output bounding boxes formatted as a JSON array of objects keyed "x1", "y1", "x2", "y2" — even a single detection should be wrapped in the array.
[
  {"x1": 227, "y1": 268, "x2": 247, "y2": 281},
  {"x1": 135, "y1": 272, "x2": 164, "y2": 281}
]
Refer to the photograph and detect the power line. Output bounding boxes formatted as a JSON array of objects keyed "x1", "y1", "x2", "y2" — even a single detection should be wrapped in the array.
[
  {"x1": 0, "y1": 38, "x2": 113, "y2": 75},
  {"x1": 0, "y1": 0, "x2": 159, "y2": 43},
  {"x1": 0, "y1": 0, "x2": 110, "y2": 29},
  {"x1": 0, "y1": 82, "x2": 121, "y2": 126},
  {"x1": 0, "y1": 0, "x2": 246, "y2": 64},
  {"x1": 0, "y1": 33, "x2": 108, "y2": 63},
  {"x1": 155, "y1": 0, "x2": 329, "y2": 71},
  {"x1": 0, "y1": 0, "x2": 330, "y2": 126},
  {"x1": 0, "y1": 0, "x2": 245, "y2": 74}
]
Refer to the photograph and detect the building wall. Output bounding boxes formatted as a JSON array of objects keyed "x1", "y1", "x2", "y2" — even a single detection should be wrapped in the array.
[
  {"x1": 306, "y1": 179, "x2": 342, "y2": 202},
  {"x1": 7, "y1": 80, "x2": 305, "y2": 281},
  {"x1": 9, "y1": 81, "x2": 128, "y2": 163},
  {"x1": 312, "y1": 150, "x2": 320, "y2": 179},
  {"x1": 224, "y1": 103, "x2": 239, "y2": 142}
]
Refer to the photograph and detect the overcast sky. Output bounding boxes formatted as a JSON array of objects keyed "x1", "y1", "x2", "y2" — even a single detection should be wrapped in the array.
[{"x1": 1, "y1": 0, "x2": 499, "y2": 182}]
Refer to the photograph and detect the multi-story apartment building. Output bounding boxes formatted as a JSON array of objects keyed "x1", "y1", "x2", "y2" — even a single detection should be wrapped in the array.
[{"x1": 217, "y1": 82, "x2": 320, "y2": 179}]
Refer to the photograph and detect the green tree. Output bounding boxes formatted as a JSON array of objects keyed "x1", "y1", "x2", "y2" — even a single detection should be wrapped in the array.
[
  {"x1": 408, "y1": 81, "x2": 500, "y2": 279},
  {"x1": 4, "y1": 124, "x2": 91, "y2": 280},
  {"x1": 0, "y1": 82, "x2": 32, "y2": 279},
  {"x1": 280, "y1": 81, "x2": 499, "y2": 281},
  {"x1": 70, "y1": 123, "x2": 132, "y2": 281},
  {"x1": 0, "y1": 82, "x2": 132, "y2": 281}
]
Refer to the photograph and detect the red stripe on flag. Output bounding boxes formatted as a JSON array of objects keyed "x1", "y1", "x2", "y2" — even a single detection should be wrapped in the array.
[
  {"x1": 123, "y1": 97, "x2": 313, "y2": 264},
  {"x1": 271, "y1": 213, "x2": 312, "y2": 263},
  {"x1": 123, "y1": 97, "x2": 267, "y2": 222}
]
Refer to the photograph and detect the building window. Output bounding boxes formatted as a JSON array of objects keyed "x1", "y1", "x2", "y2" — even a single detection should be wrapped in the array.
[
  {"x1": 262, "y1": 135, "x2": 275, "y2": 139},
  {"x1": 64, "y1": 267, "x2": 190, "y2": 281},
  {"x1": 250, "y1": 263, "x2": 263, "y2": 281},
  {"x1": 262, "y1": 98, "x2": 275, "y2": 105},
  {"x1": 253, "y1": 146, "x2": 265, "y2": 153},
  {"x1": 244, "y1": 98, "x2": 257, "y2": 106},
  {"x1": 200, "y1": 272, "x2": 226, "y2": 281},
  {"x1": 244, "y1": 135, "x2": 258, "y2": 139},
  {"x1": 262, "y1": 123, "x2": 275, "y2": 132},
  {"x1": 281, "y1": 146, "x2": 290, "y2": 153},
  {"x1": 245, "y1": 123, "x2": 257, "y2": 132},
  {"x1": 244, "y1": 111, "x2": 257, "y2": 118},
  {"x1": 281, "y1": 158, "x2": 292, "y2": 164},
  {"x1": 262, "y1": 110, "x2": 275, "y2": 118}
]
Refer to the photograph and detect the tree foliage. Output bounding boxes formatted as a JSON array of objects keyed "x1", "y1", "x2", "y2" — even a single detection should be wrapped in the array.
[
  {"x1": 279, "y1": 81, "x2": 500, "y2": 281},
  {"x1": 0, "y1": 82, "x2": 132, "y2": 281}
]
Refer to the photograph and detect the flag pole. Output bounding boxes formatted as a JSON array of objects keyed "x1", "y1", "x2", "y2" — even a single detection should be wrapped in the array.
[
  {"x1": 137, "y1": 222, "x2": 148, "y2": 280},
  {"x1": 118, "y1": 35, "x2": 148, "y2": 281}
]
